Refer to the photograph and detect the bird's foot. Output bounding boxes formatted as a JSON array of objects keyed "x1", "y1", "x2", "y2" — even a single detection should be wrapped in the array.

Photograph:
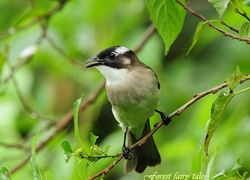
[
  {"x1": 122, "y1": 146, "x2": 132, "y2": 160},
  {"x1": 155, "y1": 110, "x2": 172, "y2": 126}
]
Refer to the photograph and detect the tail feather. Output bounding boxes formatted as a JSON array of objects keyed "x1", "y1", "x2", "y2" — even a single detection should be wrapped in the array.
[{"x1": 123, "y1": 120, "x2": 161, "y2": 173}]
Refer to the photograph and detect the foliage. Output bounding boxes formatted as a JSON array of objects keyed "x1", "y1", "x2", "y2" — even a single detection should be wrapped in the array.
[
  {"x1": 145, "y1": 0, "x2": 186, "y2": 53},
  {"x1": 0, "y1": 0, "x2": 250, "y2": 180}
]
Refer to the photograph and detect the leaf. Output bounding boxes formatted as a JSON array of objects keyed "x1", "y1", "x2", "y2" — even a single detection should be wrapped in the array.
[
  {"x1": 243, "y1": 0, "x2": 250, "y2": 7},
  {"x1": 191, "y1": 149, "x2": 203, "y2": 173},
  {"x1": 212, "y1": 170, "x2": 226, "y2": 180},
  {"x1": 73, "y1": 95, "x2": 83, "y2": 144},
  {"x1": 75, "y1": 159, "x2": 88, "y2": 180},
  {"x1": 204, "y1": 152, "x2": 215, "y2": 180},
  {"x1": 204, "y1": 89, "x2": 233, "y2": 154},
  {"x1": 227, "y1": 159, "x2": 248, "y2": 179},
  {"x1": 0, "y1": 167, "x2": 11, "y2": 180},
  {"x1": 239, "y1": 22, "x2": 250, "y2": 38},
  {"x1": 61, "y1": 140, "x2": 74, "y2": 163},
  {"x1": 186, "y1": 22, "x2": 205, "y2": 57},
  {"x1": 145, "y1": 0, "x2": 186, "y2": 54},
  {"x1": 104, "y1": 145, "x2": 110, "y2": 154},
  {"x1": 89, "y1": 132, "x2": 98, "y2": 148},
  {"x1": 44, "y1": 171, "x2": 53, "y2": 180},
  {"x1": 213, "y1": 159, "x2": 248, "y2": 179},
  {"x1": 204, "y1": 144, "x2": 223, "y2": 180},
  {"x1": 208, "y1": 0, "x2": 230, "y2": 19},
  {"x1": 30, "y1": 132, "x2": 44, "y2": 180},
  {"x1": 226, "y1": 65, "x2": 243, "y2": 91}
]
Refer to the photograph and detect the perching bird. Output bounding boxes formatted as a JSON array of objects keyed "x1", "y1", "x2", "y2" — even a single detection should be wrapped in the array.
[{"x1": 85, "y1": 46, "x2": 165, "y2": 173}]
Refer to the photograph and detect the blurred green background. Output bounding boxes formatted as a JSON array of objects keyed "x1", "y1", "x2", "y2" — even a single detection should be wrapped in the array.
[{"x1": 0, "y1": 0, "x2": 250, "y2": 179}]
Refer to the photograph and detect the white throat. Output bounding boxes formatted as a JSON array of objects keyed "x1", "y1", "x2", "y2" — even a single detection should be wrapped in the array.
[{"x1": 96, "y1": 66, "x2": 129, "y2": 83}]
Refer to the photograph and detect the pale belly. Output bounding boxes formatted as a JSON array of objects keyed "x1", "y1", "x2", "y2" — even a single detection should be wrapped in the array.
[{"x1": 108, "y1": 85, "x2": 160, "y2": 139}]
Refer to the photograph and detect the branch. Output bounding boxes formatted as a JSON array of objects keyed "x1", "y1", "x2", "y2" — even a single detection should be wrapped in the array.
[
  {"x1": 133, "y1": 24, "x2": 156, "y2": 53},
  {"x1": 10, "y1": 81, "x2": 105, "y2": 174},
  {"x1": 46, "y1": 35, "x2": 83, "y2": 67},
  {"x1": 12, "y1": 77, "x2": 56, "y2": 122},
  {"x1": 236, "y1": 8, "x2": 250, "y2": 22},
  {"x1": 89, "y1": 77, "x2": 250, "y2": 179},
  {"x1": 220, "y1": 20, "x2": 239, "y2": 33},
  {"x1": 175, "y1": 0, "x2": 250, "y2": 44}
]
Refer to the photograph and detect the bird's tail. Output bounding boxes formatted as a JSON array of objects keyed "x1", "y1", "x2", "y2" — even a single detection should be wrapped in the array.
[{"x1": 124, "y1": 120, "x2": 161, "y2": 174}]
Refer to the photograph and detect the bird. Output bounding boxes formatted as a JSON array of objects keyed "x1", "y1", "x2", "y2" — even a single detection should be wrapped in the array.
[{"x1": 85, "y1": 45, "x2": 164, "y2": 174}]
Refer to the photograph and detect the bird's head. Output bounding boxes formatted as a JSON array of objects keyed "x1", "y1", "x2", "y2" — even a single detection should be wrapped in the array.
[{"x1": 85, "y1": 46, "x2": 137, "y2": 70}]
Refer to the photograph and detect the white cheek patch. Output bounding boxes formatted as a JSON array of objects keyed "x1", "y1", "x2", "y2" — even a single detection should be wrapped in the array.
[
  {"x1": 122, "y1": 57, "x2": 131, "y2": 65},
  {"x1": 115, "y1": 46, "x2": 130, "y2": 55}
]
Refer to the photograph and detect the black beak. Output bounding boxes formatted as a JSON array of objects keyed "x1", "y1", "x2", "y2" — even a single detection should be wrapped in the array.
[{"x1": 85, "y1": 57, "x2": 105, "y2": 68}]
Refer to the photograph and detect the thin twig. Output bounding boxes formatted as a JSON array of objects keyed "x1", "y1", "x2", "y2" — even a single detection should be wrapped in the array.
[
  {"x1": 46, "y1": 35, "x2": 83, "y2": 67},
  {"x1": 0, "y1": 142, "x2": 29, "y2": 151},
  {"x1": 220, "y1": 20, "x2": 239, "y2": 33},
  {"x1": 236, "y1": 8, "x2": 250, "y2": 22},
  {"x1": 10, "y1": 81, "x2": 105, "y2": 174},
  {"x1": 133, "y1": 24, "x2": 156, "y2": 53},
  {"x1": 175, "y1": 0, "x2": 250, "y2": 44},
  {"x1": 11, "y1": 77, "x2": 56, "y2": 122}
]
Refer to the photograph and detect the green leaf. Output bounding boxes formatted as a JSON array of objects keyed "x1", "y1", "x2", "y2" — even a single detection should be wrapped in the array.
[
  {"x1": 208, "y1": 0, "x2": 230, "y2": 19},
  {"x1": 204, "y1": 89, "x2": 233, "y2": 154},
  {"x1": 212, "y1": 170, "x2": 226, "y2": 180},
  {"x1": 226, "y1": 65, "x2": 243, "y2": 91},
  {"x1": 145, "y1": 0, "x2": 186, "y2": 54},
  {"x1": 239, "y1": 22, "x2": 250, "y2": 38},
  {"x1": 243, "y1": 0, "x2": 250, "y2": 7},
  {"x1": 89, "y1": 132, "x2": 98, "y2": 148},
  {"x1": 0, "y1": 167, "x2": 11, "y2": 180},
  {"x1": 204, "y1": 153, "x2": 215, "y2": 180},
  {"x1": 191, "y1": 149, "x2": 203, "y2": 173},
  {"x1": 227, "y1": 159, "x2": 248, "y2": 179},
  {"x1": 204, "y1": 144, "x2": 223, "y2": 180},
  {"x1": 104, "y1": 145, "x2": 111, "y2": 154},
  {"x1": 213, "y1": 159, "x2": 248, "y2": 179},
  {"x1": 61, "y1": 140, "x2": 74, "y2": 163},
  {"x1": 44, "y1": 171, "x2": 53, "y2": 180},
  {"x1": 73, "y1": 95, "x2": 83, "y2": 144},
  {"x1": 30, "y1": 132, "x2": 44, "y2": 180},
  {"x1": 186, "y1": 22, "x2": 205, "y2": 57}
]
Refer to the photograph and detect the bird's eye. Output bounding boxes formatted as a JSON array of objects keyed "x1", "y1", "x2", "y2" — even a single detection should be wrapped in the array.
[{"x1": 108, "y1": 53, "x2": 116, "y2": 59}]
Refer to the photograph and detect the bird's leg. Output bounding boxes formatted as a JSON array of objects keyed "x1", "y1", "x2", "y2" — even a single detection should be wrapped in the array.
[
  {"x1": 122, "y1": 130, "x2": 132, "y2": 160},
  {"x1": 155, "y1": 109, "x2": 171, "y2": 126}
]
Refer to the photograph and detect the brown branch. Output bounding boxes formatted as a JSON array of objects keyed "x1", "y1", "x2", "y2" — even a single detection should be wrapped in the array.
[
  {"x1": 175, "y1": 0, "x2": 250, "y2": 44},
  {"x1": 0, "y1": 141, "x2": 29, "y2": 151},
  {"x1": 133, "y1": 24, "x2": 156, "y2": 53},
  {"x1": 220, "y1": 20, "x2": 239, "y2": 33},
  {"x1": 0, "y1": 48, "x2": 34, "y2": 85},
  {"x1": 10, "y1": 81, "x2": 105, "y2": 174},
  {"x1": 88, "y1": 154, "x2": 123, "y2": 180},
  {"x1": 88, "y1": 77, "x2": 250, "y2": 179}
]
